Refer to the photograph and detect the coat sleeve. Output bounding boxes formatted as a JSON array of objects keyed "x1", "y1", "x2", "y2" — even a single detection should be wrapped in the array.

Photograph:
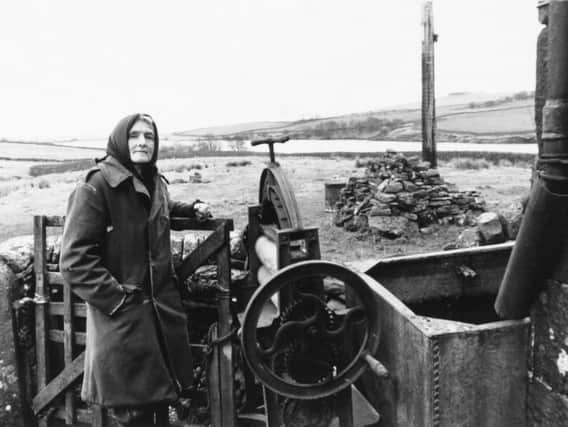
[
  {"x1": 60, "y1": 181, "x2": 127, "y2": 316},
  {"x1": 169, "y1": 199, "x2": 198, "y2": 217}
]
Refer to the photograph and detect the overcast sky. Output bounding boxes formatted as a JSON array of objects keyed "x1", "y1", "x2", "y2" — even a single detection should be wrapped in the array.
[{"x1": 0, "y1": 1, "x2": 541, "y2": 139}]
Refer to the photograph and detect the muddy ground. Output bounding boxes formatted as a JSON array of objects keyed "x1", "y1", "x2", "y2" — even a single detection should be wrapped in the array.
[{"x1": 0, "y1": 155, "x2": 530, "y2": 265}]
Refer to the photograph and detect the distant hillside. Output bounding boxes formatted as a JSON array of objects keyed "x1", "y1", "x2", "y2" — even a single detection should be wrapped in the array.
[
  {"x1": 174, "y1": 121, "x2": 289, "y2": 137},
  {"x1": 177, "y1": 91, "x2": 536, "y2": 144}
]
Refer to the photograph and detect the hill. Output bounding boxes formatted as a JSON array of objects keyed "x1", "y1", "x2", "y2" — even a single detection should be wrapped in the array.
[{"x1": 177, "y1": 91, "x2": 536, "y2": 144}]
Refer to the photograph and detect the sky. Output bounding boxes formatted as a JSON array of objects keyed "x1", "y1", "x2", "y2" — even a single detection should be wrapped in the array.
[{"x1": 0, "y1": 1, "x2": 542, "y2": 139}]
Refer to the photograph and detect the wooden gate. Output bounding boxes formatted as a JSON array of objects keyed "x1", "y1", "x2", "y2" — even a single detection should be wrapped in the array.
[{"x1": 30, "y1": 215, "x2": 233, "y2": 426}]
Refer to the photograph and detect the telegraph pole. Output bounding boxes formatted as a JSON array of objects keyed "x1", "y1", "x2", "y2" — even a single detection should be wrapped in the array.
[{"x1": 422, "y1": 0, "x2": 437, "y2": 168}]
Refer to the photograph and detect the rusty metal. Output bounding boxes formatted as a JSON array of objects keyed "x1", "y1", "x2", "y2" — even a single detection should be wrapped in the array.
[
  {"x1": 259, "y1": 167, "x2": 302, "y2": 230},
  {"x1": 496, "y1": 0, "x2": 568, "y2": 319},
  {"x1": 253, "y1": 136, "x2": 302, "y2": 230},
  {"x1": 240, "y1": 260, "x2": 380, "y2": 400},
  {"x1": 251, "y1": 136, "x2": 290, "y2": 164}
]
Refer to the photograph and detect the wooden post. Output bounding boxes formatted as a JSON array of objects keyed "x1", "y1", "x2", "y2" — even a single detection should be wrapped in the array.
[
  {"x1": 33, "y1": 216, "x2": 49, "y2": 427},
  {"x1": 422, "y1": 0, "x2": 437, "y2": 168}
]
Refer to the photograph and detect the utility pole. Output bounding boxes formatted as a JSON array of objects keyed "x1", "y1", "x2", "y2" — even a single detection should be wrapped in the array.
[{"x1": 422, "y1": 0, "x2": 437, "y2": 168}]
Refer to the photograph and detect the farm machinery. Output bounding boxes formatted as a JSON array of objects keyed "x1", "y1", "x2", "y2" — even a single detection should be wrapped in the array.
[
  {"x1": 188, "y1": 137, "x2": 528, "y2": 427},
  {"x1": 18, "y1": 136, "x2": 528, "y2": 427}
]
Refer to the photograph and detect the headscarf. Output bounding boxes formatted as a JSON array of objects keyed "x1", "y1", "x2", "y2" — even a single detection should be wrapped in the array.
[{"x1": 104, "y1": 113, "x2": 160, "y2": 195}]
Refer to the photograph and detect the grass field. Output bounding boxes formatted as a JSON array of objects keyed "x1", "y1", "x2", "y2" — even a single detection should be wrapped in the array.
[
  {"x1": 437, "y1": 104, "x2": 534, "y2": 134},
  {"x1": 0, "y1": 151, "x2": 531, "y2": 265}
]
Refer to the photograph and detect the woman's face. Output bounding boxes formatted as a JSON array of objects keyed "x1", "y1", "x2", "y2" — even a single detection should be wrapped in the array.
[{"x1": 128, "y1": 119, "x2": 155, "y2": 164}]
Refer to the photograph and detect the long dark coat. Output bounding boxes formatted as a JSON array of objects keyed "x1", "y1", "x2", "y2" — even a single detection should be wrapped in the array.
[{"x1": 60, "y1": 154, "x2": 196, "y2": 407}]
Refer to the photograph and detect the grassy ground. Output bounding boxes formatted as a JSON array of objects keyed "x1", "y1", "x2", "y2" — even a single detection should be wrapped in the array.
[{"x1": 0, "y1": 155, "x2": 531, "y2": 266}]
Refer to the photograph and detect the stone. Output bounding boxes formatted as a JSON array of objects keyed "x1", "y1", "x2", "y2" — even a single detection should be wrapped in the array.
[
  {"x1": 397, "y1": 192, "x2": 415, "y2": 207},
  {"x1": 230, "y1": 230, "x2": 247, "y2": 260},
  {"x1": 369, "y1": 206, "x2": 392, "y2": 217},
  {"x1": 477, "y1": 212, "x2": 506, "y2": 244},
  {"x1": 423, "y1": 169, "x2": 440, "y2": 178},
  {"x1": 436, "y1": 205, "x2": 461, "y2": 216},
  {"x1": 353, "y1": 215, "x2": 369, "y2": 231},
  {"x1": 402, "y1": 212, "x2": 418, "y2": 221},
  {"x1": 375, "y1": 193, "x2": 397, "y2": 204},
  {"x1": 368, "y1": 216, "x2": 417, "y2": 239},
  {"x1": 0, "y1": 236, "x2": 34, "y2": 273},
  {"x1": 531, "y1": 280, "x2": 568, "y2": 396},
  {"x1": 454, "y1": 228, "x2": 482, "y2": 249},
  {"x1": 417, "y1": 211, "x2": 437, "y2": 227},
  {"x1": 354, "y1": 195, "x2": 372, "y2": 215},
  {"x1": 528, "y1": 377, "x2": 568, "y2": 427},
  {"x1": 419, "y1": 226, "x2": 435, "y2": 235},
  {"x1": 380, "y1": 180, "x2": 404, "y2": 194},
  {"x1": 412, "y1": 201, "x2": 429, "y2": 213},
  {"x1": 429, "y1": 200, "x2": 451, "y2": 207},
  {"x1": 499, "y1": 205, "x2": 524, "y2": 241},
  {"x1": 416, "y1": 161, "x2": 431, "y2": 170},
  {"x1": 333, "y1": 150, "x2": 487, "y2": 235},
  {"x1": 0, "y1": 261, "x2": 26, "y2": 426},
  {"x1": 403, "y1": 181, "x2": 419, "y2": 192}
]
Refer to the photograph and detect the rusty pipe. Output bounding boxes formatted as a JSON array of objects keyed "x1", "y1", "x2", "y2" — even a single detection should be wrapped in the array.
[
  {"x1": 540, "y1": 0, "x2": 568, "y2": 167},
  {"x1": 496, "y1": 1, "x2": 568, "y2": 319}
]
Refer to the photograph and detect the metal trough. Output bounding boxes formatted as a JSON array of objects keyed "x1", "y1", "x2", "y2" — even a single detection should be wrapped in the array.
[{"x1": 354, "y1": 242, "x2": 529, "y2": 426}]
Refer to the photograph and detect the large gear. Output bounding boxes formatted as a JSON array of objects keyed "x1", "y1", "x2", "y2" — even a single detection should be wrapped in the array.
[{"x1": 276, "y1": 297, "x2": 341, "y2": 384}]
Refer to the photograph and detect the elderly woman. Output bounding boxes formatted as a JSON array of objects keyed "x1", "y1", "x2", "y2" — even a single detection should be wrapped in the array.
[{"x1": 60, "y1": 113, "x2": 209, "y2": 426}]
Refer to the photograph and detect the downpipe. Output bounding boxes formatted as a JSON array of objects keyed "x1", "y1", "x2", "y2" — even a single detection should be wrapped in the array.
[{"x1": 496, "y1": 0, "x2": 568, "y2": 319}]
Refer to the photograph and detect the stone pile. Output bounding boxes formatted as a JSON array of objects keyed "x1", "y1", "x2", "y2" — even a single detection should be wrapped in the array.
[{"x1": 334, "y1": 151, "x2": 486, "y2": 238}]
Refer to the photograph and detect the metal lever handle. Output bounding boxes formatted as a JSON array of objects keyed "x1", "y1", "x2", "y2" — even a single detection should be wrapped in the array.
[
  {"x1": 250, "y1": 136, "x2": 290, "y2": 147},
  {"x1": 251, "y1": 136, "x2": 290, "y2": 163},
  {"x1": 362, "y1": 351, "x2": 389, "y2": 379}
]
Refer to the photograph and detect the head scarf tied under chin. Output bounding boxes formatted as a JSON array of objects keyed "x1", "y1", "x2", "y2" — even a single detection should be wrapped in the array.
[{"x1": 104, "y1": 113, "x2": 160, "y2": 194}]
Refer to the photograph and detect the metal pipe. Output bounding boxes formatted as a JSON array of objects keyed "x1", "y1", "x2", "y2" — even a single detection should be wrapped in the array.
[
  {"x1": 495, "y1": 1, "x2": 568, "y2": 319},
  {"x1": 541, "y1": 0, "x2": 568, "y2": 168}
]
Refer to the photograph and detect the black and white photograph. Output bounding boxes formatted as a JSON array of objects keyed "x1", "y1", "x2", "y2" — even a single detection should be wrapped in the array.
[{"x1": 0, "y1": 1, "x2": 563, "y2": 426}]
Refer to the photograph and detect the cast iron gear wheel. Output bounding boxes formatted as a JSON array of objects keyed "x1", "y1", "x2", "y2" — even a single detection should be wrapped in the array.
[
  {"x1": 241, "y1": 260, "x2": 380, "y2": 400},
  {"x1": 276, "y1": 298, "x2": 341, "y2": 383}
]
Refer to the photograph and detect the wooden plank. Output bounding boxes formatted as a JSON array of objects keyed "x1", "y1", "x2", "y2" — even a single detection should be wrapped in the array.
[
  {"x1": 176, "y1": 222, "x2": 227, "y2": 282},
  {"x1": 54, "y1": 407, "x2": 92, "y2": 424},
  {"x1": 49, "y1": 330, "x2": 86, "y2": 346},
  {"x1": 46, "y1": 271, "x2": 66, "y2": 286},
  {"x1": 32, "y1": 352, "x2": 85, "y2": 415},
  {"x1": 170, "y1": 217, "x2": 230, "y2": 231},
  {"x1": 215, "y1": 222, "x2": 236, "y2": 427},
  {"x1": 48, "y1": 302, "x2": 86, "y2": 318},
  {"x1": 247, "y1": 206, "x2": 262, "y2": 289},
  {"x1": 208, "y1": 324, "x2": 223, "y2": 427},
  {"x1": 63, "y1": 282, "x2": 75, "y2": 424},
  {"x1": 33, "y1": 216, "x2": 50, "y2": 424},
  {"x1": 91, "y1": 405, "x2": 106, "y2": 427},
  {"x1": 421, "y1": 0, "x2": 437, "y2": 167},
  {"x1": 365, "y1": 243, "x2": 514, "y2": 303}
]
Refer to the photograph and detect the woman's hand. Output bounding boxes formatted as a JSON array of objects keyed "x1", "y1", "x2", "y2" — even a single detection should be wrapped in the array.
[{"x1": 194, "y1": 202, "x2": 212, "y2": 222}]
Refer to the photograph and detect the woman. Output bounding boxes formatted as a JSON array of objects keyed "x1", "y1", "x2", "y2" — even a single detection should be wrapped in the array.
[{"x1": 60, "y1": 113, "x2": 209, "y2": 426}]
